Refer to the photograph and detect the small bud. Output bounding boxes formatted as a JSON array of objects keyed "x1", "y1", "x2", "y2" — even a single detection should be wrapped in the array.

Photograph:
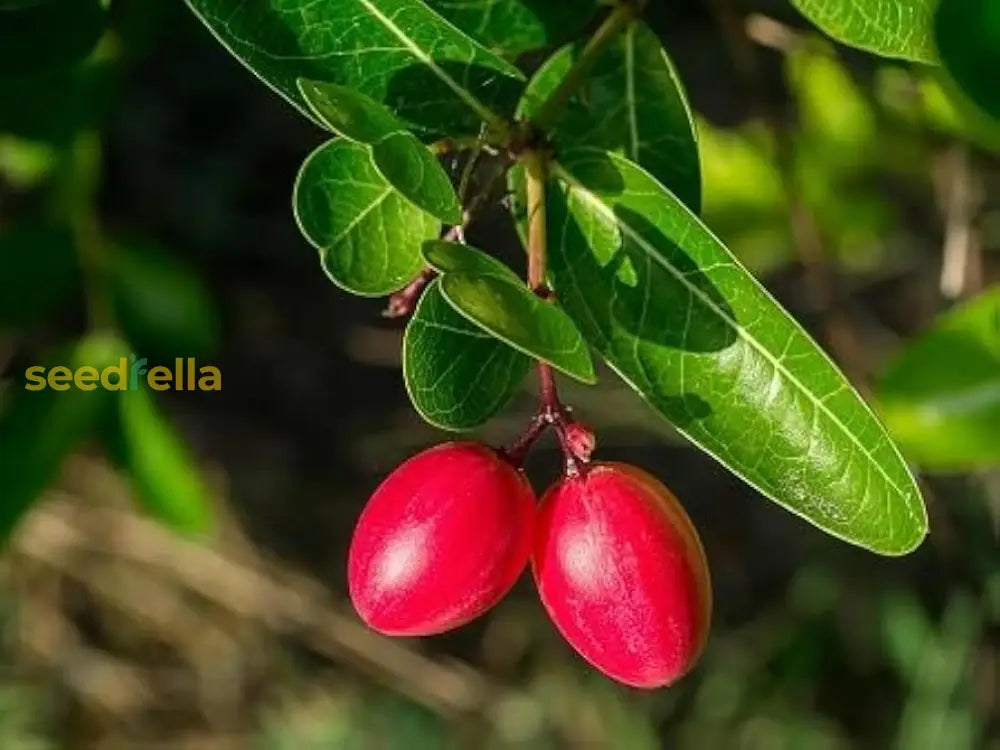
[{"x1": 562, "y1": 422, "x2": 596, "y2": 463}]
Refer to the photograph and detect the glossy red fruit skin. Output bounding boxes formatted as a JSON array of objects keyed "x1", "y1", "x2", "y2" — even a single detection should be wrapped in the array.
[
  {"x1": 533, "y1": 463, "x2": 712, "y2": 688},
  {"x1": 348, "y1": 442, "x2": 535, "y2": 636}
]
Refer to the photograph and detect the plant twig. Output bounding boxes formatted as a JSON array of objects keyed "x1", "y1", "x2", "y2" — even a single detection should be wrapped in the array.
[
  {"x1": 530, "y1": 3, "x2": 638, "y2": 133},
  {"x1": 504, "y1": 149, "x2": 594, "y2": 474}
]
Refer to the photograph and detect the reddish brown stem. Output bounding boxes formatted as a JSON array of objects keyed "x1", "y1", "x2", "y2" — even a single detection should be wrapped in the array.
[{"x1": 383, "y1": 267, "x2": 437, "y2": 319}]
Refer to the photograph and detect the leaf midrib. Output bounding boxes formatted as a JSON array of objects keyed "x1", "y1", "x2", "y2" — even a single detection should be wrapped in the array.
[
  {"x1": 553, "y1": 153, "x2": 913, "y2": 508},
  {"x1": 355, "y1": 0, "x2": 501, "y2": 126}
]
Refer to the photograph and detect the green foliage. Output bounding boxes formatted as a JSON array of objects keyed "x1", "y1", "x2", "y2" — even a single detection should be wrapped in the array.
[
  {"x1": 424, "y1": 241, "x2": 595, "y2": 383},
  {"x1": 520, "y1": 21, "x2": 700, "y2": 212},
  {"x1": 543, "y1": 148, "x2": 926, "y2": 554},
  {"x1": 0, "y1": 334, "x2": 123, "y2": 540},
  {"x1": 876, "y1": 288, "x2": 1000, "y2": 471},
  {"x1": 424, "y1": 0, "x2": 599, "y2": 57},
  {"x1": 935, "y1": 0, "x2": 1000, "y2": 123},
  {"x1": 183, "y1": 0, "x2": 523, "y2": 137},
  {"x1": 105, "y1": 240, "x2": 221, "y2": 358},
  {"x1": 293, "y1": 139, "x2": 440, "y2": 296},
  {"x1": 116, "y1": 386, "x2": 213, "y2": 534},
  {"x1": 790, "y1": 0, "x2": 938, "y2": 63},
  {"x1": 298, "y1": 79, "x2": 461, "y2": 223},
  {"x1": 404, "y1": 279, "x2": 529, "y2": 430}
]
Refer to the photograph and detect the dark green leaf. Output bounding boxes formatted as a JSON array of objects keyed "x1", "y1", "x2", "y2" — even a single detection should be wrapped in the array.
[
  {"x1": 0, "y1": 0, "x2": 106, "y2": 77},
  {"x1": 0, "y1": 221, "x2": 78, "y2": 328},
  {"x1": 935, "y1": 0, "x2": 1000, "y2": 122},
  {"x1": 293, "y1": 139, "x2": 439, "y2": 296},
  {"x1": 876, "y1": 287, "x2": 1000, "y2": 471},
  {"x1": 519, "y1": 21, "x2": 700, "y2": 212},
  {"x1": 422, "y1": 239, "x2": 520, "y2": 280},
  {"x1": 439, "y1": 272, "x2": 596, "y2": 384},
  {"x1": 106, "y1": 240, "x2": 220, "y2": 358},
  {"x1": 545, "y1": 147, "x2": 926, "y2": 555},
  {"x1": 298, "y1": 79, "x2": 461, "y2": 224},
  {"x1": 183, "y1": 0, "x2": 523, "y2": 137},
  {"x1": 117, "y1": 386, "x2": 213, "y2": 534},
  {"x1": 0, "y1": 334, "x2": 123, "y2": 541},
  {"x1": 424, "y1": 0, "x2": 599, "y2": 57},
  {"x1": 790, "y1": 0, "x2": 937, "y2": 63},
  {"x1": 404, "y1": 279, "x2": 530, "y2": 430}
]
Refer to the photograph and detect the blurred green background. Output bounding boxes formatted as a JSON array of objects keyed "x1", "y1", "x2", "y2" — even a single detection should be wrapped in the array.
[{"x1": 0, "y1": 1, "x2": 997, "y2": 748}]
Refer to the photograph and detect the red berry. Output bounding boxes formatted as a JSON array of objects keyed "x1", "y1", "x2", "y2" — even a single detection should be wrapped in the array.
[
  {"x1": 533, "y1": 463, "x2": 711, "y2": 688},
  {"x1": 348, "y1": 442, "x2": 535, "y2": 636}
]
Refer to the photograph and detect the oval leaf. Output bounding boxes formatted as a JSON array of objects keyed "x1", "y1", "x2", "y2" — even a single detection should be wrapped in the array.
[
  {"x1": 424, "y1": 0, "x2": 599, "y2": 57},
  {"x1": 118, "y1": 386, "x2": 213, "y2": 534},
  {"x1": 546, "y1": 147, "x2": 926, "y2": 555},
  {"x1": 293, "y1": 139, "x2": 439, "y2": 296},
  {"x1": 876, "y1": 287, "x2": 1000, "y2": 471},
  {"x1": 935, "y1": 0, "x2": 1000, "y2": 122},
  {"x1": 183, "y1": 0, "x2": 523, "y2": 137},
  {"x1": 422, "y1": 239, "x2": 521, "y2": 281},
  {"x1": 519, "y1": 21, "x2": 700, "y2": 213},
  {"x1": 298, "y1": 79, "x2": 461, "y2": 224},
  {"x1": 404, "y1": 279, "x2": 530, "y2": 430},
  {"x1": 438, "y1": 272, "x2": 596, "y2": 384},
  {"x1": 0, "y1": 334, "x2": 122, "y2": 542},
  {"x1": 791, "y1": 0, "x2": 937, "y2": 63}
]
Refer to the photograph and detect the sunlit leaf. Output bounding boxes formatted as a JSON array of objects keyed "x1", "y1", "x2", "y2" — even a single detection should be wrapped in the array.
[
  {"x1": 403, "y1": 279, "x2": 529, "y2": 430},
  {"x1": 790, "y1": 0, "x2": 937, "y2": 63},
  {"x1": 422, "y1": 239, "x2": 521, "y2": 280},
  {"x1": 439, "y1": 272, "x2": 596, "y2": 384},
  {"x1": 544, "y1": 147, "x2": 926, "y2": 555},
  {"x1": 298, "y1": 80, "x2": 461, "y2": 224},
  {"x1": 184, "y1": 0, "x2": 523, "y2": 137},
  {"x1": 117, "y1": 386, "x2": 213, "y2": 534},
  {"x1": 520, "y1": 21, "x2": 700, "y2": 212},
  {"x1": 876, "y1": 287, "x2": 1000, "y2": 471},
  {"x1": 424, "y1": 0, "x2": 599, "y2": 57},
  {"x1": 293, "y1": 139, "x2": 439, "y2": 296}
]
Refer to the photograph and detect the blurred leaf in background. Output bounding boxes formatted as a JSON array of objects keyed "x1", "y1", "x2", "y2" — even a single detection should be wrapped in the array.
[
  {"x1": 0, "y1": 333, "x2": 124, "y2": 541},
  {"x1": 0, "y1": 220, "x2": 79, "y2": 329},
  {"x1": 876, "y1": 287, "x2": 1000, "y2": 471}
]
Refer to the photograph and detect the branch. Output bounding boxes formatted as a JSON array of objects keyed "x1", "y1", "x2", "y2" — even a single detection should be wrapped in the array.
[{"x1": 530, "y1": 3, "x2": 637, "y2": 133}]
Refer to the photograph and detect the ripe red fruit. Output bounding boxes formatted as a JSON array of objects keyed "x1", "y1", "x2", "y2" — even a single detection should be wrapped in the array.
[
  {"x1": 533, "y1": 463, "x2": 711, "y2": 688},
  {"x1": 348, "y1": 442, "x2": 535, "y2": 636}
]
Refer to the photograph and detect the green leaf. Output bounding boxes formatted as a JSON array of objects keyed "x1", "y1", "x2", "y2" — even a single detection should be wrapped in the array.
[
  {"x1": 935, "y1": 0, "x2": 1000, "y2": 123},
  {"x1": 0, "y1": 220, "x2": 78, "y2": 328},
  {"x1": 545, "y1": 147, "x2": 926, "y2": 555},
  {"x1": 439, "y1": 272, "x2": 596, "y2": 384},
  {"x1": 293, "y1": 139, "x2": 439, "y2": 296},
  {"x1": 106, "y1": 239, "x2": 220, "y2": 358},
  {"x1": 424, "y1": 0, "x2": 599, "y2": 57},
  {"x1": 422, "y1": 239, "x2": 521, "y2": 280},
  {"x1": 519, "y1": 21, "x2": 700, "y2": 213},
  {"x1": 297, "y1": 79, "x2": 461, "y2": 224},
  {"x1": 117, "y1": 386, "x2": 213, "y2": 534},
  {"x1": 876, "y1": 287, "x2": 1000, "y2": 471},
  {"x1": 403, "y1": 279, "x2": 530, "y2": 430},
  {"x1": 0, "y1": 0, "x2": 106, "y2": 77},
  {"x1": 0, "y1": 334, "x2": 122, "y2": 542},
  {"x1": 790, "y1": 0, "x2": 937, "y2": 63},
  {"x1": 183, "y1": 0, "x2": 523, "y2": 137}
]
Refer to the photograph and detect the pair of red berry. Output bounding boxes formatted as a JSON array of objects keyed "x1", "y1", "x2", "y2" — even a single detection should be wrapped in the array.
[{"x1": 348, "y1": 442, "x2": 712, "y2": 689}]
